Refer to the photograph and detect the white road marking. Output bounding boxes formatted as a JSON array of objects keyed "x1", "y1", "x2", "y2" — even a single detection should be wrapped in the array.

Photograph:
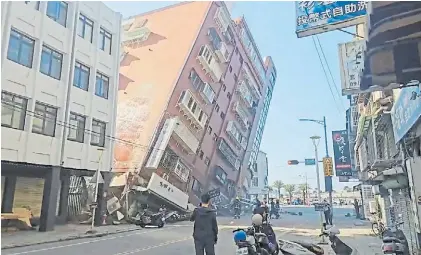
[
  {"x1": 4, "y1": 227, "x2": 181, "y2": 255},
  {"x1": 114, "y1": 237, "x2": 192, "y2": 255}
]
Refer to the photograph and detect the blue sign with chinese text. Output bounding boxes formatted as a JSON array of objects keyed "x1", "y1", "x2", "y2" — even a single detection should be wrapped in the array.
[
  {"x1": 296, "y1": 1, "x2": 367, "y2": 38},
  {"x1": 391, "y1": 86, "x2": 421, "y2": 143},
  {"x1": 332, "y1": 130, "x2": 353, "y2": 176},
  {"x1": 304, "y1": 158, "x2": 316, "y2": 165}
]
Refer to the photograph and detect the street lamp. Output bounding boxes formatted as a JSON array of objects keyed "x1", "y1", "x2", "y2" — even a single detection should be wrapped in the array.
[
  {"x1": 310, "y1": 135, "x2": 327, "y2": 244},
  {"x1": 299, "y1": 117, "x2": 333, "y2": 211}
]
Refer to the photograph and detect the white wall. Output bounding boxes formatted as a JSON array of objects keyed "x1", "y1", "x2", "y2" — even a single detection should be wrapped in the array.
[
  {"x1": 1, "y1": 1, "x2": 122, "y2": 171},
  {"x1": 249, "y1": 151, "x2": 268, "y2": 197}
]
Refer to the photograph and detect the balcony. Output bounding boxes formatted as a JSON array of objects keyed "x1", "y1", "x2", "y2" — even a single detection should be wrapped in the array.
[
  {"x1": 172, "y1": 116, "x2": 200, "y2": 154},
  {"x1": 177, "y1": 90, "x2": 208, "y2": 130},
  {"x1": 197, "y1": 45, "x2": 223, "y2": 82},
  {"x1": 215, "y1": 41, "x2": 230, "y2": 63},
  {"x1": 226, "y1": 121, "x2": 247, "y2": 150},
  {"x1": 241, "y1": 65, "x2": 262, "y2": 99},
  {"x1": 218, "y1": 139, "x2": 241, "y2": 170},
  {"x1": 214, "y1": 165, "x2": 227, "y2": 185},
  {"x1": 232, "y1": 102, "x2": 249, "y2": 130},
  {"x1": 214, "y1": 7, "x2": 231, "y2": 33},
  {"x1": 199, "y1": 82, "x2": 216, "y2": 104},
  {"x1": 160, "y1": 151, "x2": 191, "y2": 182},
  {"x1": 236, "y1": 81, "x2": 254, "y2": 108}
]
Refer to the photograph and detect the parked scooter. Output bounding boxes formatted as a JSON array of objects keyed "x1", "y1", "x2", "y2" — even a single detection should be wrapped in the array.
[
  {"x1": 135, "y1": 205, "x2": 166, "y2": 228},
  {"x1": 233, "y1": 227, "x2": 271, "y2": 255},
  {"x1": 382, "y1": 221, "x2": 410, "y2": 255}
]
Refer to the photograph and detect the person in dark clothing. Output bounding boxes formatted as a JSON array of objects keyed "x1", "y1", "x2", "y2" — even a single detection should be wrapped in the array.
[
  {"x1": 232, "y1": 197, "x2": 242, "y2": 218},
  {"x1": 269, "y1": 199, "x2": 276, "y2": 219},
  {"x1": 323, "y1": 200, "x2": 333, "y2": 225},
  {"x1": 190, "y1": 194, "x2": 218, "y2": 255}
]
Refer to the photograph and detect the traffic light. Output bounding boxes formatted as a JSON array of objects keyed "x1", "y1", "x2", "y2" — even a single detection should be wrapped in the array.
[{"x1": 287, "y1": 160, "x2": 299, "y2": 165}]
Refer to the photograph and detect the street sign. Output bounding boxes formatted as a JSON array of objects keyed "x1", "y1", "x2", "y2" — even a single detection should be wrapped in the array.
[
  {"x1": 287, "y1": 160, "x2": 299, "y2": 165},
  {"x1": 90, "y1": 170, "x2": 105, "y2": 184},
  {"x1": 304, "y1": 158, "x2": 316, "y2": 166},
  {"x1": 323, "y1": 157, "x2": 334, "y2": 176},
  {"x1": 207, "y1": 188, "x2": 220, "y2": 199}
]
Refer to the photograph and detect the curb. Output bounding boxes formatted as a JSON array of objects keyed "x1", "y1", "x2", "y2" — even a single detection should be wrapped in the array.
[{"x1": 1, "y1": 227, "x2": 140, "y2": 250}]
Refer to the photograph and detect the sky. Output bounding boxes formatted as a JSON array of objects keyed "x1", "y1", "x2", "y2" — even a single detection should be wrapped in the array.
[{"x1": 105, "y1": 1, "x2": 357, "y2": 191}]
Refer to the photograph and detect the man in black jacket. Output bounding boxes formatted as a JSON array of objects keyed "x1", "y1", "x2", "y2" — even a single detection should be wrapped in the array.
[{"x1": 190, "y1": 193, "x2": 218, "y2": 255}]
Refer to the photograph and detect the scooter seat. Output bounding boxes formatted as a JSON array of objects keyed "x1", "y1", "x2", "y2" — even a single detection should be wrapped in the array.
[{"x1": 383, "y1": 236, "x2": 402, "y2": 243}]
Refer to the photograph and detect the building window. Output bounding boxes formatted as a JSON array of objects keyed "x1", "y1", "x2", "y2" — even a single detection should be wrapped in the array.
[
  {"x1": 252, "y1": 176, "x2": 258, "y2": 187},
  {"x1": 229, "y1": 66, "x2": 233, "y2": 73},
  {"x1": 46, "y1": 1, "x2": 68, "y2": 27},
  {"x1": 234, "y1": 74, "x2": 238, "y2": 82},
  {"x1": 222, "y1": 84, "x2": 226, "y2": 92},
  {"x1": 191, "y1": 178, "x2": 203, "y2": 194},
  {"x1": 208, "y1": 126, "x2": 212, "y2": 135},
  {"x1": 213, "y1": 133, "x2": 218, "y2": 141},
  {"x1": 7, "y1": 29, "x2": 35, "y2": 68},
  {"x1": 25, "y1": 1, "x2": 40, "y2": 10},
  {"x1": 227, "y1": 92, "x2": 231, "y2": 99},
  {"x1": 189, "y1": 69, "x2": 205, "y2": 91},
  {"x1": 95, "y1": 72, "x2": 109, "y2": 99},
  {"x1": 220, "y1": 111, "x2": 225, "y2": 119},
  {"x1": 32, "y1": 102, "x2": 57, "y2": 137},
  {"x1": 40, "y1": 45, "x2": 63, "y2": 80},
  {"x1": 1, "y1": 92, "x2": 27, "y2": 130},
  {"x1": 239, "y1": 55, "x2": 243, "y2": 65},
  {"x1": 99, "y1": 27, "x2": 112, "y2": 54},
  {"x1": 199, "y1": 150, "x2": 204, "y2": 160},
  {"x1": 204, "y1": 157, "x2": 210, "y2": 166},
  {"x1": 78, "y1": 13, "x2": 94, "y2": 43},
  {"x1": 73, "y1": 61, "x2": 90, "y2": 91},
  {"x1": 235, "y1": 47, "x2": 239, "y2": 55},
  {"x1": 91, "y1": 119, "x2": 106, "y2": 147},
  {"x1": 68, "y1": 112, "x2": 85, "y2": 143},
  {"x1": 215, "y1": 167, "x2": 227, "y2": 184},
  {"x1": 208, "y1": 27, "x2": 222, "y2": 50}
]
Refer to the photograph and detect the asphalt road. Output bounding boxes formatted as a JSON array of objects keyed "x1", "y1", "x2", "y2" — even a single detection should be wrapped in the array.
[{"x1": 2, "y1": 210, "x2": 361, "y2": 255}]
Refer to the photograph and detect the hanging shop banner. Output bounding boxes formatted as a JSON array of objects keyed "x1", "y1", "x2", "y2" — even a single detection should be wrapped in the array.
[
  {"x1": 339, "y1": 40, "x2": 365, "y2": 95},
  {"x1": 391, "y1": 86, "x2": 421, "y2": 143},
  {"x1": 295, "y1": 1, "x2": 367, "y2": 38},
  {"x1": 332, "y1": 130, "x2": 353, "y2": 176}
]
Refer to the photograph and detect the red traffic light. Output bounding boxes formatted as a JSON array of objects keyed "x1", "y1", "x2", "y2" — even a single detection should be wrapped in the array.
[{"x1": 287, "y1": 160, "x2": 299, "y2": 165}]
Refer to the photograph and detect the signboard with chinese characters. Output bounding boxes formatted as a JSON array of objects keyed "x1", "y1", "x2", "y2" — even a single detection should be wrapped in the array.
[
  {"x1": 391, "y1": 86, "x2": 421, "y2": 143},
  {"x1": 147, "y1": 173, "x2": 189, "y2": 210},
  {"x1": 323, "y1": 157, "x2": 333, "y2": 176},
  {"x1": 332, "y1": 130, "x2": 353, "y2": 176},
  {"x1": 296, "y1": 1, "x2": 367, "y2": 38},
  {"x1": 339, "y1": 40, "x2": 365, "y2": 95}
]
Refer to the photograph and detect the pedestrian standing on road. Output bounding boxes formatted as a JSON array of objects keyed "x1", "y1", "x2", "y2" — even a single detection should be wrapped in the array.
[
  {"x1": 190, "y1": 193, "x2": 218, "y2": 255},
  {"x1": 323, "y1": 200, "x2": 332, "y2": 225}
]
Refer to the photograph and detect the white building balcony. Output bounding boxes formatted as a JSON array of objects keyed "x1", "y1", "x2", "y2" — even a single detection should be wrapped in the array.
[
  {"x1": 236, "y1": 81, "x2": 254, "y2": 108},
  {"x1": 197, "y1": 45, "x2": 223, "y2": 82},
  {"x1": 241, "y1": 65, "x2": 262, "y2": 99},
  {"x1": 177, "y1": 90, "x2": 208, "y2": 130},
  {"x1": 172, "y1": 117, "x2": 200, "y2": 154},
  {"x1": 226, "y1": 121, "x2": 247, "y2": 150},
  {"x1": 218, "y1": 139, "x2": 241, "y2": 170},
  {"x1": 199, "y1": 82, "x2": 216, "y2": 105},
  {"x1": 215, "y1": 41, "x2": 230, "y2": 63},
  {"x1": 214, "y1": 7, "x2": 231, "y2": 33},
  {"x1": 232, "y1": 102, "x2": 249, "y2": 130}
]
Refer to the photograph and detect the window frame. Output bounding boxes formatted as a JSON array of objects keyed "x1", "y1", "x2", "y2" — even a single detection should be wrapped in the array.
[
  {"x1": 73, "y1": 61, "x2": 90, "y2": 91},
  {"x1": 25, "y1": 1, "x2": 40, "y2": 10},
  {"x1": 68, "y1": 112, "x2": 86, "y2": 143},
  {"x1": 40, "y1": 45, "x2": 63, "y2": 80},
  {"x1": 46, "y1": 1, "x2": 68, "y2": 27},
  {"x1": 32, "y1": 102, "x2": 58, "y2": 137},
  {"x1": 99, "y1": 27, "x2": 112, "y2": 54},
  {"x1": 1, "y1": 91, "x2": 28, "y2": 130},
  {"x1": 95, "y1": 72, "x2": 109, "y2": 99},
  {"x1": 91, "y1": 119, "x2": 106, "y2": 147},
  {"x1": 78, "y1": 13, "x2": 94, "y2": 43},
  {"x1": 7, "y1": 29, "x2": 35, "y2": 68}
]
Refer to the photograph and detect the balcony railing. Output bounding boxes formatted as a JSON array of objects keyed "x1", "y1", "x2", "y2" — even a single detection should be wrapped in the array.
[
  {"x1": 197, "y1": 45, "x2": 223, "y2": 82},
  {"x1": 160, "y1": 151, "x2": 190, "y2": 183},
  {"x1": 214, "y1": 7, "x2": 231, "y2": 33},
  {"x1": 172, "y1": 116, "x2": 200, "y2": 154},
  {"x1": 177, "y1": 90, "x2": 208, "y2": 130},
  {"x1": 218, "y1": 139, "x2": 241, "y2": 170},
  {"x1": 232, "y1": 102, "x2": 249, "y2": 130},
  {"x1": 215, "y1": 41, "x2": 230, "y2": 63},
  {"x1": 241, "y1": 65, "x2": 262, "y2": 99},
  {"x1": 236, "y1": 81, "x2": 254, "y2": 108},
  {"x1": 226, "y1": 121, "x2": 247, "y2": 150},
  {"x1": 199, "y1": 82, "x2": 216, "y2": 104}
]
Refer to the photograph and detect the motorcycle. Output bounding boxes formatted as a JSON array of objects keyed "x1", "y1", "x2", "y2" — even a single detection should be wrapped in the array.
[
  {"x1": 135, "y1": 206, "x2": 166, "y2": 228},
  {"x1": 381, "y1": 221, "x2": 410, "y2": 255},
  {"x1": 233, "y1": 227, "x2": 272, "y2": 255}
]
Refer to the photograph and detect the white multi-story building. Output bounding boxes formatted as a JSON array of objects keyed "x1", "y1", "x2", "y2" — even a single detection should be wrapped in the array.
[
  {"x1": 1, "y1": 1, "x2": 122, "y2": 231},
  {"x1": 248, "y1": 151, "x2": 269, "y2": 200}
]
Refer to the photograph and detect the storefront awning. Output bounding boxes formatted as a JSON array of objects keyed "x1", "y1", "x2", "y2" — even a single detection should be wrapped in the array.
[{"x1": 360, "y1": 2, "x2": 421, "y2": 91}]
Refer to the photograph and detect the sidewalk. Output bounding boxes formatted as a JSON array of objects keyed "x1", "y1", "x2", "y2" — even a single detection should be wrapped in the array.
[{"x1": 1, "y1": 224, "x2": 140, "y2": 249}]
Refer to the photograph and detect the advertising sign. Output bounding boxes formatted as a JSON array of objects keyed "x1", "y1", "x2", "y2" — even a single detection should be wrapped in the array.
[
  {"x1": 332, "y1": 130, "x2": 353, "y2": 176},
  {"x1": 147, "y1": 173, "x2": 189, "y2": 210},
  {"x1": 322, "y1": 157, "x2": 333, "y2": 176},
  {"x1": 296, "y1": 1, "x2": 367, "y2": 38},
  {"x1": 391, "y1": 86, "x2": 421, "y2": 143},
  {"x1": 339, "y1": 40, "x2": 365, "y2": 95}
]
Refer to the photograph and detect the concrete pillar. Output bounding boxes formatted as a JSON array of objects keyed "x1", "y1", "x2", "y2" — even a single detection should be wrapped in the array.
[
  {"x1": 93, "y1": 172, "x2": 112, "y2": 226},
  {"x1": 39, "y1": 166, "x2": 61, "y2": 232},
  {"x1": 1, "y1": 176, "x2": 17, "y2": 213},
  {"x1": 56, "y1": 175, "x2": 70, "y2": 224}
]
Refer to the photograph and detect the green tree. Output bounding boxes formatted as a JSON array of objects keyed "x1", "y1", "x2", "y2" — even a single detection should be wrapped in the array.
[
  {"x1": 283, "y1": 184, "x2": 296, "y2": 203},
  {"x1": 272, "y1": 180, "x2": 284, "y2": 199},
  {"x1": 298, "y1": 183, "x2": 310, "y2": 204}
]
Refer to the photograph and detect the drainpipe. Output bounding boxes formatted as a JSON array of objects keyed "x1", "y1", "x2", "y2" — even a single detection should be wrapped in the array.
[{"x1": 59, "y1": 3, "x2": 80, "y2": 166}]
